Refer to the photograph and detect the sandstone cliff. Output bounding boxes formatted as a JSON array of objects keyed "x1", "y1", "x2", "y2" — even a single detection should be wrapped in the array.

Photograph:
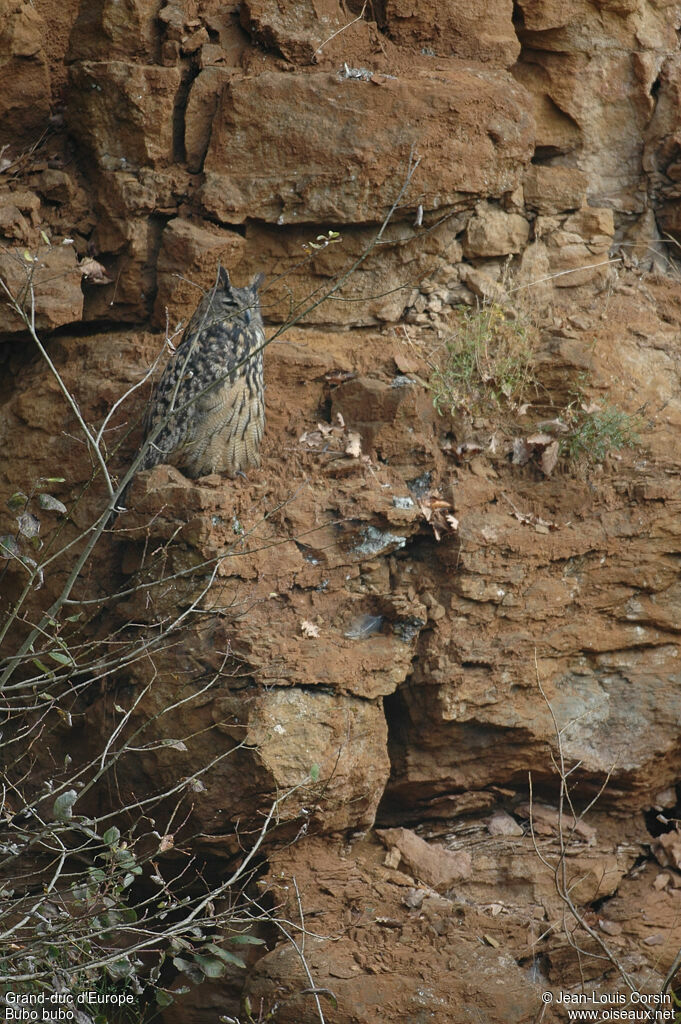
[{"x1": 2, "y1": 1, "x2": 681, "y2": 1021}]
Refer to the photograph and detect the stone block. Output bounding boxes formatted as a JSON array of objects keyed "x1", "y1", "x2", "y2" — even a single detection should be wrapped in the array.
[
  {"x1": 153, "y1": 217, "x2": 246, "y2": 327},
  {"x1": 463, "y1": 201, "x2": 530, "y2": 257},
  {"x1": 200, "y1": 68, "x2": 534, "y2": 224},
  {"x1": 67, "y1": 62, "x2": 181, "y2": 169},
  {"x1": 523, "y1": 164, "x2": 588, "y2": 214}
]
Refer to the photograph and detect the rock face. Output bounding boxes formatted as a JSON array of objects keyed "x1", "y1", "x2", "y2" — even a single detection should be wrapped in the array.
[
  {"x1": 200, "y1": 68, "x2": 534, "y2": 224},
  {"x1": 0, "y1": 0, "x2": 51, "y2": 148},
  {"x1": 376, "y1": 0, "x2": 521, "y2": 67},
  {"x1": 3, "y1": 0, "x2": 681, "y2": 1021}
]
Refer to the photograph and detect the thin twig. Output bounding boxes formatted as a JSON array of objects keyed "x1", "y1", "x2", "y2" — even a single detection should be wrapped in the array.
[{"x1": 314, "y1": 1, "x2": 366, "y2": 56}]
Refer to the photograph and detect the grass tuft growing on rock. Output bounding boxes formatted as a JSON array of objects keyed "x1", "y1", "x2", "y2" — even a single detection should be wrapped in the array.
[
  {"x1": 562, "y1": 399, "x2": 642, "y2": 466},
  {"x1": 429, "y1": 301, "x2": 538, "y2": 417}
]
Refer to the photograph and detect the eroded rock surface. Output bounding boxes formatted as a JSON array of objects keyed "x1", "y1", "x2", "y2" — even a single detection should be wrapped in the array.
[{"x1": 3, "y1": 0, "x2": 681, "y2": 1020}]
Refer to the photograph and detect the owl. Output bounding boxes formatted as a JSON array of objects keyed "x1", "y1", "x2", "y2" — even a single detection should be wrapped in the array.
[{"x1": 137, "y1": 267, "x2": 266, "y2": 482}]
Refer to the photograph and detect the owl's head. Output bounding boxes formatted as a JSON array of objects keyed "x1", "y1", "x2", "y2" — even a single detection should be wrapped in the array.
[{"x1": 207, "y1": 266, "x2": 265, "y2": 327}]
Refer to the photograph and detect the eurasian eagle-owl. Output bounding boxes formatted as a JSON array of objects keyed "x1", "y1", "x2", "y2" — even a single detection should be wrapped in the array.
[{"x1": 137, "y1": 267, "x2": 265, "y2": 481}]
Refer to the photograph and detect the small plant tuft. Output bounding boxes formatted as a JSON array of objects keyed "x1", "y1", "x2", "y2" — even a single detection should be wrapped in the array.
[
  {"x1": 562, "y1": 399, "x2": 642, "y2": 467},
  {"x1": 429, "y1": 301, "x2": 537, "y2": 417}
]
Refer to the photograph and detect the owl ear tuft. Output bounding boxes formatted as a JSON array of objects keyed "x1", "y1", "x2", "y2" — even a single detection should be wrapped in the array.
[
  {"x1": 218, "y1": 266, "x2": 231, "y2": 289},
  {"x1": 251, "y1": 272, "x2": 265, "y2": 291}
]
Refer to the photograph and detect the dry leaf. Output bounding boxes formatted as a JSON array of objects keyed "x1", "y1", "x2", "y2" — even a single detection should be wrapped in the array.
[
  {"x1": 325, "y1": 370, "x2": 356, "y2": 384},
  {"x1": 652, "y1": 830, "x2": 681, "y2": 870},
  {"x1": 535, "y1": 418, "x2": 569, "y2": 434},
  {"x1": 540, "y1": 440, "x2": 560, "y2": 476},
  {"x1": 445, "y1": 514, "x2": 459, "y2": 531},
  {"x1": 526, "y1": 432, "x2": 554, "y2": 446},
  {"x1": 78, "y1": 257, "x2": 113, "y2": 284},
  {"x1": 512, "y1": 437, "x2": 531, "y2": 466},
  {"x1": 345, "y1": 431, "x2": 362, "y2": 458},
  {"x1": 456, "y1": 442, "x2": 483, "y2": 456},
  {"x1": 335, "y1": 412, "x2": 345, "y2": 429},
  {"x1": 402, "y1": 889, "x2": 425, "y2": 910},
  {"x1": 300, "y1": 619, "x2": 320, "y2": 638}
]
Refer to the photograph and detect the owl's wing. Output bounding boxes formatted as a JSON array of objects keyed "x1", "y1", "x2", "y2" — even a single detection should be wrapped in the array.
[{"x1": 140, "y1": 333, "x2": 201, "y2": 461}]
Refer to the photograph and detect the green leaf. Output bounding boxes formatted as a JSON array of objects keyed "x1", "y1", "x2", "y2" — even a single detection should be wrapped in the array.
[
  {"x1": 7, "y1": 491, "x2": 28, "y2": 511},
  {"x1": 37, "y1": 493, "x2": 67, "y2": 514},
  {"x1": 155, "y1": 991, "x2": 174, "y2": 1008},
  {"x1": 172, "y1": 957, "x2": 204, "y2": 984},
  {"x1": 39, "y1": 477, "x2": 66, "y2": 483},
  {"x1": 205, "y1": 944, "x2": 247, "y2": 968},
  {"x1": 172, "y1": 957, "x2": 192, "y2": 971},
  {"x1": 193, "y1": 953, "x2": 228, "y2": 978},
  {"x1": 105, "y1": 958, "x2": 133, "y2": 980},
  {"x1": 103, "y1": 826, "x2": 120, "y2": 846},
  {"x1": 228, "y1": 934, "x2": 265, "y2": 946},
  {"x1": 17, "y1": 512, "x2": 40, "y2": 538},
  {"x1": 309, "y1": 763, "x2": 320, "y2": 782},
  {"x1": 53, "y1": 789, "x2": 78, "y2": 820},
  {"x1": 48, "y1": 650, "x2": 73, "y2": 667},
  {"x1": 0, "y1": 535, "x2": 21, "y2": 558},
  {"x1": 32, "y1": 658, "x2": 54, "y2": 676}
]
